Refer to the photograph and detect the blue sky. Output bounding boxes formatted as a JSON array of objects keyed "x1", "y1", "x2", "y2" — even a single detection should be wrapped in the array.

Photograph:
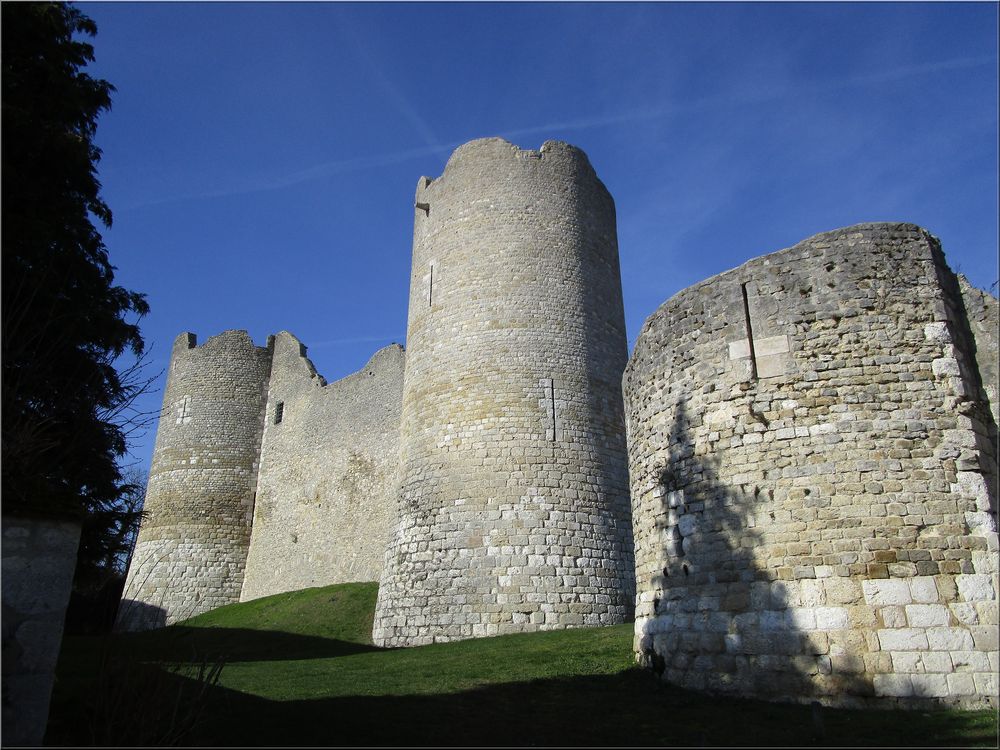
[{"x1": 79, "y1": 2, "x2": 999, "y2": 475}]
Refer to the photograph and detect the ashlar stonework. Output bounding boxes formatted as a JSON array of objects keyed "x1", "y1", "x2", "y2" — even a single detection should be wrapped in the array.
[
  {"x1": 118, "y1": 331, "x2": 404, "y2": 627},
  {"x1": 372, "y1": 138, "x2": 635, "y2": 646},
  {"x1": 624, "y1": 223, "x2": 998, "y2": 709},
  {"x1": 119, "y1": 138, "x2": 997, "y2": 710}
]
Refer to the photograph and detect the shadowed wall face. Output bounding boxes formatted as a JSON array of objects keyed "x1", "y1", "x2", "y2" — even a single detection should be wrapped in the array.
[
  {"x1": 117, "y1": 330, "x2": 272, "y2": 630},
  {"x1": 625, "y1": 223, "x2": 998, "y2": 708},
  {"x1": 2, "y1": 516, "x2": 81, "y2": 746},
  {"x1": 240, "y1": 336, "x2": 404, "y2": 601},
  {"x1": 373, "y1": 138, "x2": 635, "y2": 647}
]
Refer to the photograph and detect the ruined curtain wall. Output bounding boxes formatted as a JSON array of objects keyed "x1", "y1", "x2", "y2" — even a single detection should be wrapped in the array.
[
  {"x1": 625, "y1": 223, "x2": 998, "y2": 708},
  {"x1": 240, "y1": 336, "x2": 404, "y2": 601}
]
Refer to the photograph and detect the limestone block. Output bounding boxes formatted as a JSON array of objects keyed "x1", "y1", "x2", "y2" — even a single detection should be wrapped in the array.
[
  {"x1": 881, "y1": 606, "x2": 907, "y2": 628},
  {"x1": 890, "y1": 651, "x2": 925, "y2": 673},
  {"x1": 878, "y1": 628, "x2": 929, "y2": 651},
  {"x1": 969, "y1": 626, "x2": 999, "y2": 651},
  {"x1": 951, "y1": 650, "x2": 990, "y2": 672},
  {"x1": 932, "y1": 358, "x2": 961, "y2": 378},
  {"x1": 815, "y1": 607, "x2": 849, "y2": 630},
  {"x1": 957, "y1": 574, "x2": 995, "y2": 602},
  {"x1": 905, "y1": 604, "x2": 951, "y2": 628},
  {"x1": 926, "y1": 627, "x2": 975, "y2": 651},
  {"x1": 923, "y1": 322, "x2": 950, "y2": 343},
  {"x1": 910, "y1": 674, "x2": 950, "y2": 698},
  {"x1": 863, "y1": 579, "x2": 912, "y2": 606},
  {"x1": 823, "y1": 577, "x2": 861, "y2": 605},
  {"x1": 908, "y1": 577, "x2": 939, "y2": 603},
  {"x1": 787, "y1": 607, "x2": 817, "y2": 630},
  {"x1": 946, "y1": 672, "x2": 977, "y2": 695},
  {"x1": 973, "y1": 672, "x2": 999, "y2": 696},
  {"x1": 949, "y1": 603, "x2": 979, "y2": 625},
  {"x1": 874, "y1": 673, "x2": 913, "y2": 697}
]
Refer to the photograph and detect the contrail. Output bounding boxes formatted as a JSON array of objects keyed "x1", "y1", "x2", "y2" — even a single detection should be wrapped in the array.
[{"x1": 120, "y1": 54, "x2": 994, "y2": 210}]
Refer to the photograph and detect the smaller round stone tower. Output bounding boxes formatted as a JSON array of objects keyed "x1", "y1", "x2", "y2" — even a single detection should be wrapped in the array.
[
  {"x1": 373, "y1": 137, "x2": 635, "y2": 646},
  {"x1": 116, "y1": 330, "x2": 272, "y2": 630}
]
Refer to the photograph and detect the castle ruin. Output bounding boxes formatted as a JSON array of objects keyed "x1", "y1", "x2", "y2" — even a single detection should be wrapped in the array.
[{"x1": 119, "y1": 139, "x2": 997, "y2": 708}]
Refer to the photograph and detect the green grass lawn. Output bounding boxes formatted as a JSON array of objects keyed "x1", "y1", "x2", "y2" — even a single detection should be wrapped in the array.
[{"x1": 47, "y1": 582, "x2": 998, "y2": 747}]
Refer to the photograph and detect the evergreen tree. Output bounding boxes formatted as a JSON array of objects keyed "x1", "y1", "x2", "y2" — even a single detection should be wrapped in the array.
[{"x1": 2, "y1": 2, "x2": 149, "y2": 521}]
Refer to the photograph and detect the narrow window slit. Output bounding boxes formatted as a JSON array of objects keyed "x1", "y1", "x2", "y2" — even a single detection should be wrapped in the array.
[
  {"x1": 548, "y1": 378, "x2": 557, "y2": 441},
  {"x1": 740, "y1": 282, "x2": 758, "y2": 380},
  {"x1": 429, "y1": 264, "x2": 434, "y2": 307},
  {"x1": 274, "y1": 401, "x2": 284, "y2": 425}
]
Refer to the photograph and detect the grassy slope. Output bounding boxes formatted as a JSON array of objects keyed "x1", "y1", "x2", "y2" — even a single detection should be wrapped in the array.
[{"x1": 48, "y1": 582, "x2": 998, "y2": 747}]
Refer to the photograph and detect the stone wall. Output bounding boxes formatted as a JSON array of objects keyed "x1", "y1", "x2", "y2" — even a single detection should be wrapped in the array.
[
  {"x1": 373, "y1": 138, "x2": 635, "y2": 646},
  {"x1": 956, "y1": 275, "x2": 999, "y2": 514},
  {"x1": 240, "y1": 335, "x2": 404, "y2": 601},
  {"x1": 624, "y1": 223, "x2": 998, "y2": 708},
  {"x1": 2, "y1": 516, "x2": 81, "y2": 745},
  {"x1": 117, "y1": 331, "x2": 272, "y2": 630}
]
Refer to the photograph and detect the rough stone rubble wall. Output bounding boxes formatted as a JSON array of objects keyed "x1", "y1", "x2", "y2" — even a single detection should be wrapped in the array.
[
  {"x1": 240, "y1": 335, "x2": 404, "y2": 601},
  {"x1": 624, "y1": 223, "x2": 998, "y2": 708},
  {"x1": 2, "y1": 516, "x2": 81, "y2": 745},
  {"x1": 373, "y1": 138, "x2": 635, "y2": 647},
  {"x1": 117, "y1": 330, "x2": 272, "y2": 630},
  {"x1": 955, "y1": 275, "x2": 999, "y2": 511}
]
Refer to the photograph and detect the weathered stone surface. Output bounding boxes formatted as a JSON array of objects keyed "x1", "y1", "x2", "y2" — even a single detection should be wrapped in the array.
[
  {"x1": 117, "y1": 331, "x2": 271, "y2": 629},
  {"x1": 115, "y1": 141, "x2": 998, "y2": 711},
  {"x1": 241, "y1": 338, "x2": 404, "y2": 601},
  {"x1": 2, "y1": 516, "x2": 81, "y2": 746},
  {"x1": 119, "y1": 330, "x2": 405, "y2": 623},
  {"x1": 625, "y1": 223, "x2": 998, "y2": 709},
  {"x1": 373, "y1": 138, "x2": 635, "y2": 646}
]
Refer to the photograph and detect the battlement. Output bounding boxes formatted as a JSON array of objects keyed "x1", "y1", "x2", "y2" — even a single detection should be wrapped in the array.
[
  {"x1": 171, "y1": 328, "x2": 273, "y2": 354},
  {"x1": 416, "y1": 137, "x2": 612, "y2": 218}
]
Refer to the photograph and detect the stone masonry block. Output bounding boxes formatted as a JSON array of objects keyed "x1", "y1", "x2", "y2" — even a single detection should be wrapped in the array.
[
  {"x1": 946, "y1": 673, "x2": 977, "y2": 696},
  {"x1": 863, "y1": 579, "x2": 912, "y2": 606},
  {"x1": 910, "y1": 673, "x2": 950, "y2": 698},
  {"x1": 905, "y1": 604, "x2": 951, "y2": 628},
  {"x1": 926, "y1": 627, "x2": 975, "y2": 651},
  {"x1": 815, "y1": 607, "x2": 849, "y2": 630},
  {"x1": 878, "y1": 628, "x2": 928, "y2": 651},
  {"x1": 881, "y1": 606, "x2": 907, "y2": 628},
  {"x1": 957, "y1": 574, "x2": 995, "y2": 602},
  {"x1": 973, "y1": 672, "x2": 999, "y2": 696},
  {"x1": 969, "y1": 626, "x2": 999, "y2": 651},
  {"x1": 874, "y1": 673, "x2": 913, "y2": 697},
  {"x1": 908, "y1": 577, "x2": 939, "y2": 603}
]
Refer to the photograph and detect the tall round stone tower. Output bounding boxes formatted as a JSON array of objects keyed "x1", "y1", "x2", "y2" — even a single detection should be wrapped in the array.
[
  {"x1": 116, "y1": 330, "x2": 272, "y2": 630},
  {"x1": 372, "y1": 138, "x2": 635, "y2": 646}
]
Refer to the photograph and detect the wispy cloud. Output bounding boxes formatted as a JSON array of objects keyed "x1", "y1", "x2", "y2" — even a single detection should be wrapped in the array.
[
  {"x1": 121, "y1": 54, "x2": 994, "y2": 211},
  {"x1": 332, "y1": 14, "x2": 445, "y2": 155},
  {"x1": 500, "y1": 54, "x2": 997, "y2": 140}
]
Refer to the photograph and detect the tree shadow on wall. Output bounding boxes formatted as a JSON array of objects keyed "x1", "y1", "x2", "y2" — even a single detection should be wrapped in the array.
[
  {"x1": 636, "y1": 397, "x2": 877, "y2": 708},
  {"x1": 114, "y1": 598, "x2": 167, "y2": 631}
]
